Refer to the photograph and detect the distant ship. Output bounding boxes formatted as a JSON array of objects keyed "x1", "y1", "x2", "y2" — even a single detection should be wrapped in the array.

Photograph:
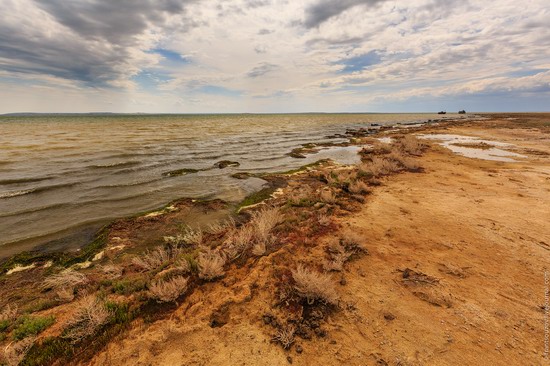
[{"x1": 437, "y1": 111, "x2": 446, "y2": 115}]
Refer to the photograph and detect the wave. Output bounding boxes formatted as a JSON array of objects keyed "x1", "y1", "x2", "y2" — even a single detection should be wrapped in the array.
[
  {"x1": 0, "y1": 182, "x2": 79, "y2": 200},
  {"x1": 88, "y1": 161, "x2": 141, "y2": 169},
  {"x1": 0, "y1": 176, "x2": 53, "y2": 185}
]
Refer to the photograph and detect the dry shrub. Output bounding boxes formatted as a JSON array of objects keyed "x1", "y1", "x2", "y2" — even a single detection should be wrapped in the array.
[
  {"x1": 272, "y1": 326, "x2": 295, "y2": 349},
  {"x1": 208, "y1": 218, "x2": 235, "y2": 235},
  {"x1": 181, "y1": 227, "x2": 203, "y2": 246},
  {"x1": 359, "y1": 156, "x2": 401, "y2": 177},
  {"x1": 251, "y1": 207, "x2": 283, "y2": 245},
  {"x1": 292, "y1": 265, "x2": 338, "y2": 305},
  {"x1": 287, "y1": 185, "x2": 315, "y2": 206},
  {"x1": 324, "y1": 231, "x2": 365, "y2": 272},
  {"x1": 174, "y1": 258, "x2": 192, "y2": 273},
  {"x1": 222, "y1": 225, "x2": 254, "y2": 260},
  {"x1": 2, "y1": 337, "x2": 35, "y2": 366},
  {"x1": 348, "y1": 180, "x2": 370, "y2": 195},
  {"x1": 148, "y1": 275, "x2": 188, "y2": 303},
  {"x1": 63, "y1": 296, "x2": 111, "y2": 343},
  {"x1": 198, "y1": 248, "x2": 225, "y2": 281},
  {"x1": 398, "y1": 135, "x2": 426, "y2": 155},
  {"x1": 387, "y1": 149, "x2": 422, "y2": 172},
  {"x1": 131, "y1": 246, "x2": 171, "y2": 272},
  {"x1": 0, "y1": 304, "x2": 18, "y2": 323},
  {"x1": 42, "y1": 269, "x2": 88, "y2": 291},
  {"x1": 56, "y1": 287, "x2": 75, "y2": 302},
  {"x1": 317, "y1": 214, "x2": 331, "y2": 227},
  {"x1": 251, "y1": 242, "x2": 266, "y2": 257},
  {"x1": 101, "y1": 264, "x2": 123, "y2": 279},
  {"x1": 319, "y1": 189, "x2": 337, "y2": 204}
]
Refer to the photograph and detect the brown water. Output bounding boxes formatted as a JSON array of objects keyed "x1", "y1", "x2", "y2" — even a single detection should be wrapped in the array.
[{"x1": 0, "y1": 113, "x2": 461, "y2": 257}]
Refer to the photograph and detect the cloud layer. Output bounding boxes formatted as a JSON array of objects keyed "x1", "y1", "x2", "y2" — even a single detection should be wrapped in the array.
[{"x1": 0, "y1": 0, "x2": 549, "y2": 112}]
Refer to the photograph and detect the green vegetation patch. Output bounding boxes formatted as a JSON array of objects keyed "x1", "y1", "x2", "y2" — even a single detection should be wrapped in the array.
[
  {"x1": 13, "y1": 315, "x2": 55, "y2": 340},
  {"x1": 238, "y1": 186, "x2": 276, "y2": 211}
]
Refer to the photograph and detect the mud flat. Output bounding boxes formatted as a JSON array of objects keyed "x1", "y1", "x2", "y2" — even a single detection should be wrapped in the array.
[{"x1": 0, "y1": 114, "x2": 549, "y2": 365}]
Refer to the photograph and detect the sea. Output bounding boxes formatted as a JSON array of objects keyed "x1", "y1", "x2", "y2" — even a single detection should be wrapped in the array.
[{"x1": 0, "y1": 113, "x2": 461, "y2": 258}]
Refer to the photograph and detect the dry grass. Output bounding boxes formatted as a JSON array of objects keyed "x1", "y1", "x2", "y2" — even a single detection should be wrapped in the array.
[
  {"x1": 42, "y1": 269, "x2": 88, "y2": 291},
  {"x1": 0, "y1": 304, "x2": 18, "y2": 323},
  {"x1": 319, "y1": 189, "x2": 337, "y2": 204},
  {"x1": 180, "y1": 227, "x2": 203, "y2": 246},
  {"x1": 292, "y1": 265, "x2": 338, "y2": 305},
  {"x1": 222, "y1": 225, "x2": 254, "y2": 260},
  {"x1": 101, "y1": 264, "x2": 123, "y2": 279},
  {"x1": 198, "y1": 248, "x2": 226, "y2": 281},
  {"x1": 148, "y1": 275, "x2": 188, "y2": 303},
  {"x1": 317, "y1": 213, "x2": 332, "y2": 227},
  {"x1": 131, "y1": 246, "x2": 171, "y2": 272},
  {"x1": 208, "y1": 218, "x2": 235, "y2": 235},
  {"x1": 348, "y1": 180, "x2": 370, "y2": 194},
  {"x1": 2, "y1": 337, "x2": 35, "y2": 366},
  {"x1": 63, "y1": 295, "x2": 112, "y2": 343},
  {"x1": 56, "y1": 287, "x2": 75, "y2": 302},
  {"x1": 287, "y1": 186, "x2": 315, "y2": 206},
  {"x1": 251, "y1": 207, "x2": 283, "y2": 244},
  {"x1": 397, "y1": 135, "x2": 426, "y2": 155},
  {"x1": 251, "y1": 242, "x2": 266, "y2": 256},
  {"x1": 272, "y1": 326, "x2": 295, "y2": 349},
  {"x1": 359, "y1": 156, "x2": 402, "y2": 177}
]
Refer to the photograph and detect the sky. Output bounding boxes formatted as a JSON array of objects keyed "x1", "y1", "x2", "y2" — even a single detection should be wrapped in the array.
[{"x1": 0, "y1": 0, "x2": 549, "y2": 113}]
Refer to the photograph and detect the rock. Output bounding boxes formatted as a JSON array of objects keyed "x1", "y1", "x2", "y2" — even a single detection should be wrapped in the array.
[
  {"x1": 214, "y1": 160, "x2": 240, "y2": 169},
  {"x1": 287, "y1": 356, "x2": 293, "y2": 364},
  {"x1": 295, "y1": 345, "x2": 303, "y2": 354},
  {"x1": 383, "y1": 312, "x2": 396, "y2": 321},
  {"x1": 163, "y1": 168, "x2": 200, "y2": 177}
]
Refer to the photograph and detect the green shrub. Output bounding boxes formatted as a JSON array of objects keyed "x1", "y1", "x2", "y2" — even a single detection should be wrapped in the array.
[{"x1": 13, "y1": 315, "x2": 55, "y2": 340}]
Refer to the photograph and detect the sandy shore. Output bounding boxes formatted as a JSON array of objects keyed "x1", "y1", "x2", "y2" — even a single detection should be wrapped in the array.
[{"x1": 1, "y1": 114, "x2": 549, "y2": 365}]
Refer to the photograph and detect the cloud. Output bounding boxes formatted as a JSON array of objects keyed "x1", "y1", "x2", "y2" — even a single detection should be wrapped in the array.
[
  {"x1": 303, "y1": 0, "x2": 387, "y2": 28},
  {"x1": 0, "y1": 0, "x2": 197, "y2": 87},
  {"x1": 246, "y1": 62, "x2": 279, "y2": 78}
]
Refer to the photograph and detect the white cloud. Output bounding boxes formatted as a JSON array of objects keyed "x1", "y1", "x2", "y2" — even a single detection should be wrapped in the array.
[{"x1": 0, "y1": 0, "x2": 549, "y2": 112}]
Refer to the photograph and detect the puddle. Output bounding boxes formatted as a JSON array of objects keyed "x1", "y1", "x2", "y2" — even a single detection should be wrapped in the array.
[
  {"x1": 314, "y1": 145, "x2": 362, "y2": 165},
  {"x1": 418, "y1": 134, "x2": 527, "y2": 162}
]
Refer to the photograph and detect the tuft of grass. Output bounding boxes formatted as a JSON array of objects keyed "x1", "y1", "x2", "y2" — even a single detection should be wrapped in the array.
[
  {"x1": 131, "y1": 246, "x2": 171, "y2": 272},
  {"x1": 148, "y1": 276, "x2": 188, "y2": 303},
  {"x1": 292, "y1": 265, "x2": 338, "y2": 305},
  {"x1": 19, "y1": 337, "x2": 73, "y2": 366},
  {"x1": 42, "y1": 268, "x2": 88, "y2": 291},
  {"x1": 397, "y1": 135, "x2": 426, "y2": 155},
  {"x1": 13, "y1": 316, "x2": 55, "y2": 340},
  {"x1": 272, "y1": 326, "x2": 295, "y2": 349},
  {"x1": 251, "y1": 206, "x2": 283, "y2": 246},
  {"x1": 198, "y1": 248, "x2": 225, "y2": 281}
]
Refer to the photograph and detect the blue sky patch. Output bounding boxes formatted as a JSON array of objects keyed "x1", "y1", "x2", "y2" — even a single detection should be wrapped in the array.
[{"x1": 337, "y1": 50, "x2": 382, "y2": 74}]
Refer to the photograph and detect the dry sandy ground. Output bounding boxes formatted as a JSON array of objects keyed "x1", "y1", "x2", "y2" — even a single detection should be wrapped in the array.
[{"x1": 86, "y1": 118, "x2": 550, "y2": 366}]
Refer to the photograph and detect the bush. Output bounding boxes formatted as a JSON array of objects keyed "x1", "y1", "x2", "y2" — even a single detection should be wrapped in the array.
[
  {"x1": 63, "y1": 296, "x2": 112, "y2": 344},
  {"x1": 42, "y1": 269, "x2": 88, "y2": 291},
  {"x1": 131, "y1": 246, "x2": 171, "y2": 272},
  {"x1": 198, "y1": 248, "x2": 225, "y2": 281},
  {"x1": 397, "y1": 135, "x2": 426, "y2": 155},
  {"x1": 148, "y1": 275, "x2": 188, "y2": 303},
  {"x1": 13, "y1": 316, "x2": 55, "y2": 340},
  {"x1": 291, "y1": 265, "x2": 338, "y2": 305}
]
